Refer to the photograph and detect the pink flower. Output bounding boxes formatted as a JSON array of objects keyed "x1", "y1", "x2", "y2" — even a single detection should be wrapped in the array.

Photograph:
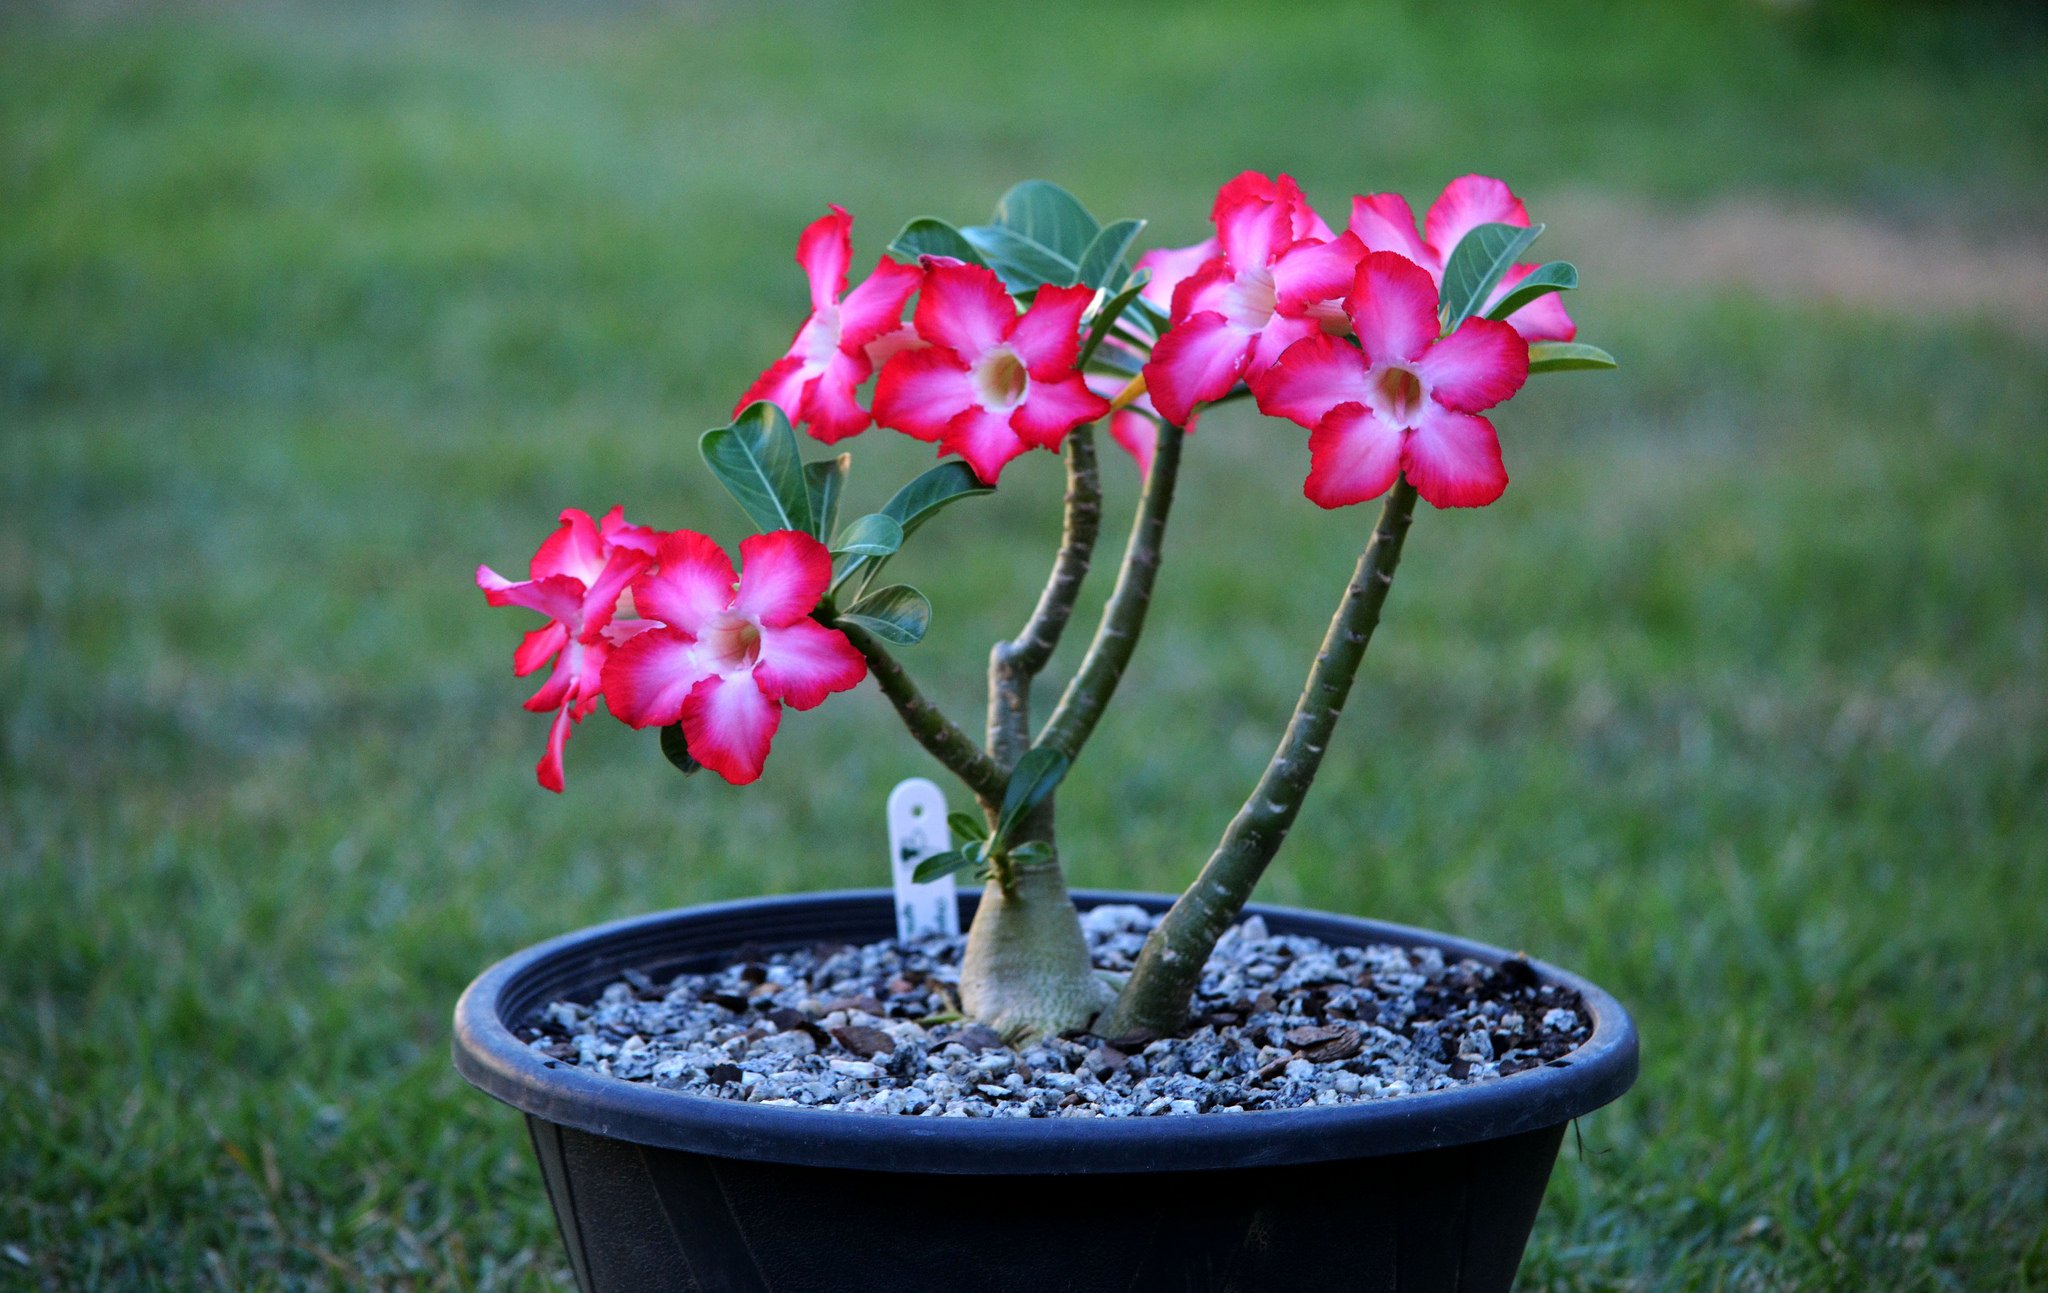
[
  {"x1": 870, "y1": 263, "x2": 1112, "y2": 484},
  {"x1": 735, "y1": 205, "x2": 924, "y2": 444},
  {"x1": 1142, "y1": 171, "x2": 1364, "y2": 428},
  {"x1": 1253, "y1": 252, "x2": 1529, "y2": 510},
  {"x1": 477, "y1": 507, "x2": 660, "y2": 792},
  {"x1": 1132, "y1": 174, "x2": 1336, "y2": 313},
  {"x1": 1347, "y1": 175, "x2": 1576, "y2": 343},
  {"x1": 601, "y1": 530, "x2": 866, "y2": 785}
]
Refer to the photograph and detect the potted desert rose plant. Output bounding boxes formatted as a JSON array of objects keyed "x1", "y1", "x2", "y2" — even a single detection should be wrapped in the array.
[{"x1": 454, "y1": 173, "x2": 1636, "y2": 1293}]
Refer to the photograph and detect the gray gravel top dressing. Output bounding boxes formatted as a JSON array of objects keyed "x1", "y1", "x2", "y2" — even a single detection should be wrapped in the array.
[{"x1": 524, "y1": 905, "x2": 1592, "y2": 1118}]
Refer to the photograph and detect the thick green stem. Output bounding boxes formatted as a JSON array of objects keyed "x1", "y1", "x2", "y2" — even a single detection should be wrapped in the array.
[
  {"x1": 841, "y1": 622, "x2": 1007, "y2": 804},
  {"x1": 1036, "y1": 423, "x2": 1185, "y2": 761},
  {"x1": 988, "y1": 427, "x2": 1102, "y2": 769},
  {"x1": 1097, "y1": 479, "x2": 1420, "y2": 1039}
]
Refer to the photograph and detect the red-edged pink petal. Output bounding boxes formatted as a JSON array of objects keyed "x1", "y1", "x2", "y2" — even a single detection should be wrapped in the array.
[
  {"x1": 1272, "y1": 232, "x2": 1365, "y2": 314},
  {"x1": 734, "y1": 353, "x2": 811, "y2": 423},
  {"x1": 1487, "y1": 265, "x2": 1577, "y2": 343},
  {"x1": 1252, "y1": 332, "x2": 1372, "y2": 429},
  {"x1": 680, "y1": 674, "x2": 782, "y2": 785},
  {"x1": 912, "y1": 262, "x2": 1015, "y2": 359},
  {"x1": 535, "y1": 705, "x2": 573, "y2": 793},
  {"x1": 837, "y1": 257, "x2": 923, "y2": 351},
  {"x1": 634, "y1": 530, "x2": 735, "y2": 635},
  {"x1": 1168, "y1": 258, "x2": 1235, "y2": 323},
  {"x1": 1402, "y1": 406, "x2": 1508, "y2": 508},
  {"x1": 1245, "y1": 313, "x2": 1319, "y2": 381},
  {"x1": 524, "y1": 645, "x2": 578, "y2": 714},
  {"x1": 1417, "y1": 317, "x2": 1528, "y2": 413},
  {"x1": 598, "y1": 506, "x2": 660, "y2": 556},
  {"x1": 1304, "y1": 403, "x2": 1404, "y2": 510},
  {"x1": 941, "y1": 404, "x2": 1033, "y2": 484},
  {"x1": 872, "y1": 347, "x2": 976, "y2": 443},
  {"x1": 600, "y1": 628, "x2": 712, "y2": 729},
  {"x1": 478, "y1": 569, "x2": 586, "y2": 624},
  {"x1": 1007, "y1": 283, "x2": 1093, "y2": 379},
  {"x1": 577, "y1": 547, "x2": 656, "y2": 643},
  {"x1": 1134, "y1": 239, "x2": 1217, "y2": 311},
  {"x1": 1424, "y1": 175, "x2": 1528, "y2": 261},
  {"x1": 1276, "y1": 174, "x2": 1336, "y2": 242},
  {"x1": 530, "y1": 508, "x2": 605, "y2": 584},
  {"x1": 862, "y1": 324, "x2": 923, "y2": 369},
  {"x1": 754, "y1": 618, "x2": 867, "y2": 710},
  {"x1": 1212, "y1": 171, "x2": 1292, "y2": 271},
  {"x1": 1108, "y1": 410, "x2": 1157, "y2": 477},
  {"x1": 734, "y1": 530, "x2": 832, "y2": 628},
  {"x1": 513, "y1": 622, "x2": 567, "y2": 676},
  {"x1": 802, "y1": 349, "x2": 874, "y2": 445},
  {"x1": 1011, "y1": 373, "x2": 1110, "y2": 449},
  {"x1": 1142, "y1": 311, "x2": 1253, "y2": 427},
  {"x1": 795, "y1": 204, "x2": 853, "y2": 313},
  {"x1": 1347, "y1": 252, "x2": 1441, "y2": 366},
  {"x1": 1346, "y1": 193, "x2": 1434, "y2": 270},
  {"x1": 566, "y1": 639, "x2": 610, "y2": 720}
]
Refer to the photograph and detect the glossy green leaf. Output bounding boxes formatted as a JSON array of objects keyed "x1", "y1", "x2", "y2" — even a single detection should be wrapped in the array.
[
  {"x1": 889, "y1": 217, "x2": 984, "y2": 267},
  {"x1": 838, "y1": 584, "x2": 931, "y2": 646},
  {"x1": 1485, "y1": 261, "x2": 1578, "y2": 322},
  {"x1": 658, "y1": 724, "x2": 701, "y2": 777},
  {"x1": 804, "y1": 453, "x2": 850, "y2": 542},
  {"x1": 991, "y1": 180, "x2": 1100, "y2": 262},
  {"x1": 829, "y1": 513, "x2": 904, "y2": 559},
  {"x1": 700, "y1": 402, "x2": 814, "y2": 535},
  {"x1": 1439, "y1": 222, "x2": 1544, "y2": 331},
  {"x1": 997, "y1": 747, "x2": 1070, "y2": 839},
  {"x1": 1077, "y1": 218, "x2": 1145, "y2": 291},
  {"x1": 911, "y1": 847, "x2": 980, "y2": 884},
  {"x1": 1077, "y1": 273, "x2": 1150, "y2": 369},
  {"x1": 1526, "y1": 341, "x2": 1619, "y2": 373},
  {"x1": 959, "y1": 223, "x2": 1077, "y2": 291},
  {"x1": 947, "y1": 811, "x2": 989, "y2": 842}
]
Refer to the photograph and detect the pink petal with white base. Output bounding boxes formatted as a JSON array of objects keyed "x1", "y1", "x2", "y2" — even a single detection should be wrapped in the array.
[
  {"x1": 942, "y1": 405, "x2": 1032, "y2": 484},
  {"x1": 634, "y1": 531, "x2": 737, "y2": 636},
  {"x1": 913, "y1": 263, "x2": 1015, "y2": 358},
  {"x1": 577, "y1": 547, "x2": 656, "y2": 642},
  {"x1": 795, "y1": 205, "x2": 853, "y2": 312},
  {"x1": 872, "y1": 347, "x2": 976, "y2": 442},
  {"x1": 1143, "y1": 311, "x2": 1252, "y2": 427},
  {"x1": 1402, "y1": 406, "x2": 1508, "y2": 508},
  {"x1": 1212, "y1": 172, "x2": 1293, "y2": 271},
  {"x1": 530, "y1": 509, "x2": 606, "y2": 584},
  {"x1": 1244, "y1": 312, "x2": 1320, "y2": 380},
  {"x1": 803, "y1": 350, "x2": 874, "y2": 444},
  {"x1": 1415, "y1": 317, "x2": 1528, "y2": 413},
  {"x1": 837, "y1": 258, "x2": 923, "y2": 349},
  {"x1": 1010, "y1": 374, "x2": 1110, "y2": 449},
  {"x1": 1304, "y1": 403, "x2": 1405, "y2": 510},
  {"x1": 680, "y1": 674, "x2": 782, "y2": 785},
  {"x1": 1134, "y1": 240, "x2": 1217, "y2": 311},
  {"x1": 734, "y1": 354, "x2": 810, "y2": 424},
  {"x1": 1347, "y1": 253, "x2": 1441, "y2": 366},
  {"x1": 1271, "y1": 232, "x2": 1365, "y2": 313},
  {"x1": 733, "y1": 530, "x2": 833, "y2": 628},
  {"x1": 754, "y1": 618, "x2": 867, "y2": 710},
  {"x1": 1424, "y1": 175, "x2": 1528, "y2": 260},
  {"x1": 1006, "y1": 284, "x2": 1092, "y2": 378},
  {"x1": 514, "y1": 622, "x2": 567, "y2": 677},
  {"x1": 600, "y1": 628, "x2": 713, "y2": 729},
  {"x1": 1252, "y1": 333, "x2": 1372, "y2": 428},
  {"x1": 1346, "y1": 193, "x2": 1434, "y2": 269},
  {"x1": 477, "y1": 569, "x2": 586, "y2": 624}
]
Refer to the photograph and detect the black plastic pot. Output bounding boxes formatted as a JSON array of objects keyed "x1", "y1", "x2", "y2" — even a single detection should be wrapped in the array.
[{"x1": 454, "y1": 890, "x2": 1636, "y2": 1293}]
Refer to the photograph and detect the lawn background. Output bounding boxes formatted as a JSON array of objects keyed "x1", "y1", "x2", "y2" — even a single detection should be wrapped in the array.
[{"x1": 3, "y1": 0, "x2": 2045, "y2": 1288}]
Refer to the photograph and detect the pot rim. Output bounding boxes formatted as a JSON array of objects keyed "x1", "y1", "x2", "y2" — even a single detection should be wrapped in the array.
[{"x1": 452, "y1": 889, "x2": 1637, "y2": 1175}]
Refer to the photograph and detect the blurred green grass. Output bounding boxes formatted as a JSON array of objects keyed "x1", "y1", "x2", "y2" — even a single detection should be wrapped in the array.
[{"x1": 3, "y1": 0, "x2": 2046, "y2": 1288}]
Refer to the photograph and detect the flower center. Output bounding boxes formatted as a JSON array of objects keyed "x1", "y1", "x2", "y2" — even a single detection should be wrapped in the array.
[
  {"x1": 1371, "y1": 366, "x2": 1426, "y2": 427},
  {"x1": 703, "y1": 614, "x2": 763, "y2": 671},
  {"x1": 1221, "y1": 266, "x2": 1277, "y2": 331},
  {"x1": 973, "y1": 346, "x2": 1029, "y2": 411}
]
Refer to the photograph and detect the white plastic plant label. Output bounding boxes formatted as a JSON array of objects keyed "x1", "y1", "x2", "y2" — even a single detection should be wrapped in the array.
[{"x1": 887, "y1": 777, "x2": 960, "y2": 942}]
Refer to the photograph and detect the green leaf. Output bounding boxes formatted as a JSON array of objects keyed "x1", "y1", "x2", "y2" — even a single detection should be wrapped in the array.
[
  {"x1": 912, "y1": 847, "x2": 980, "y2": 884},
  {"x1": 997, "y1": 747, "x2": 1070, "y2": 840},
  {"x1": 700, "y1": 402, "x2": 814, "y2": 535},
  {"x1": 1439, "y1": 222, "x2": 1544, "y2": 331},
  {"x1": 1485, "y1": 261, "x2": 1577, "y2": 322},
  {"x1": 658, "y1": 724, "x2": 701, "y2": 777},
  {"x1": 1077, "y1": 274, "x2": 1150, "y2": 369},
  {"x1": 829, "y1": 513, "x2": 903, "y2": 558},
  {"x1": 840, "y1": 461, "x2": 995, "y2": 592},
  {"x1": 991, "y1": 180, "x2": 1100, "y2": 262},
  {"x1": 1005, "y1": 840, "x2": 1055, "y2": 867},
  {"x1": 947, "y1": 811, "x2": 989, "y2": 842},
  {"x1": 1076, "y1": 218, "x2": 1145, "y2": 291},
  {"x1": 889, "y1": 217, "x2": 984, "y2": 267},
  {"x1": 959, "y1": 223, "x2": 1078, "y2": 292},
  {"x1": 1526, "y1": 341, "x2": 1619, "y2": 373},
  {"x1": 838, "y1": 584, "x2": 931, "y2": 646},
  {"x1": 804, "y1": 454, "x2": 850, "y2": 542}
]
